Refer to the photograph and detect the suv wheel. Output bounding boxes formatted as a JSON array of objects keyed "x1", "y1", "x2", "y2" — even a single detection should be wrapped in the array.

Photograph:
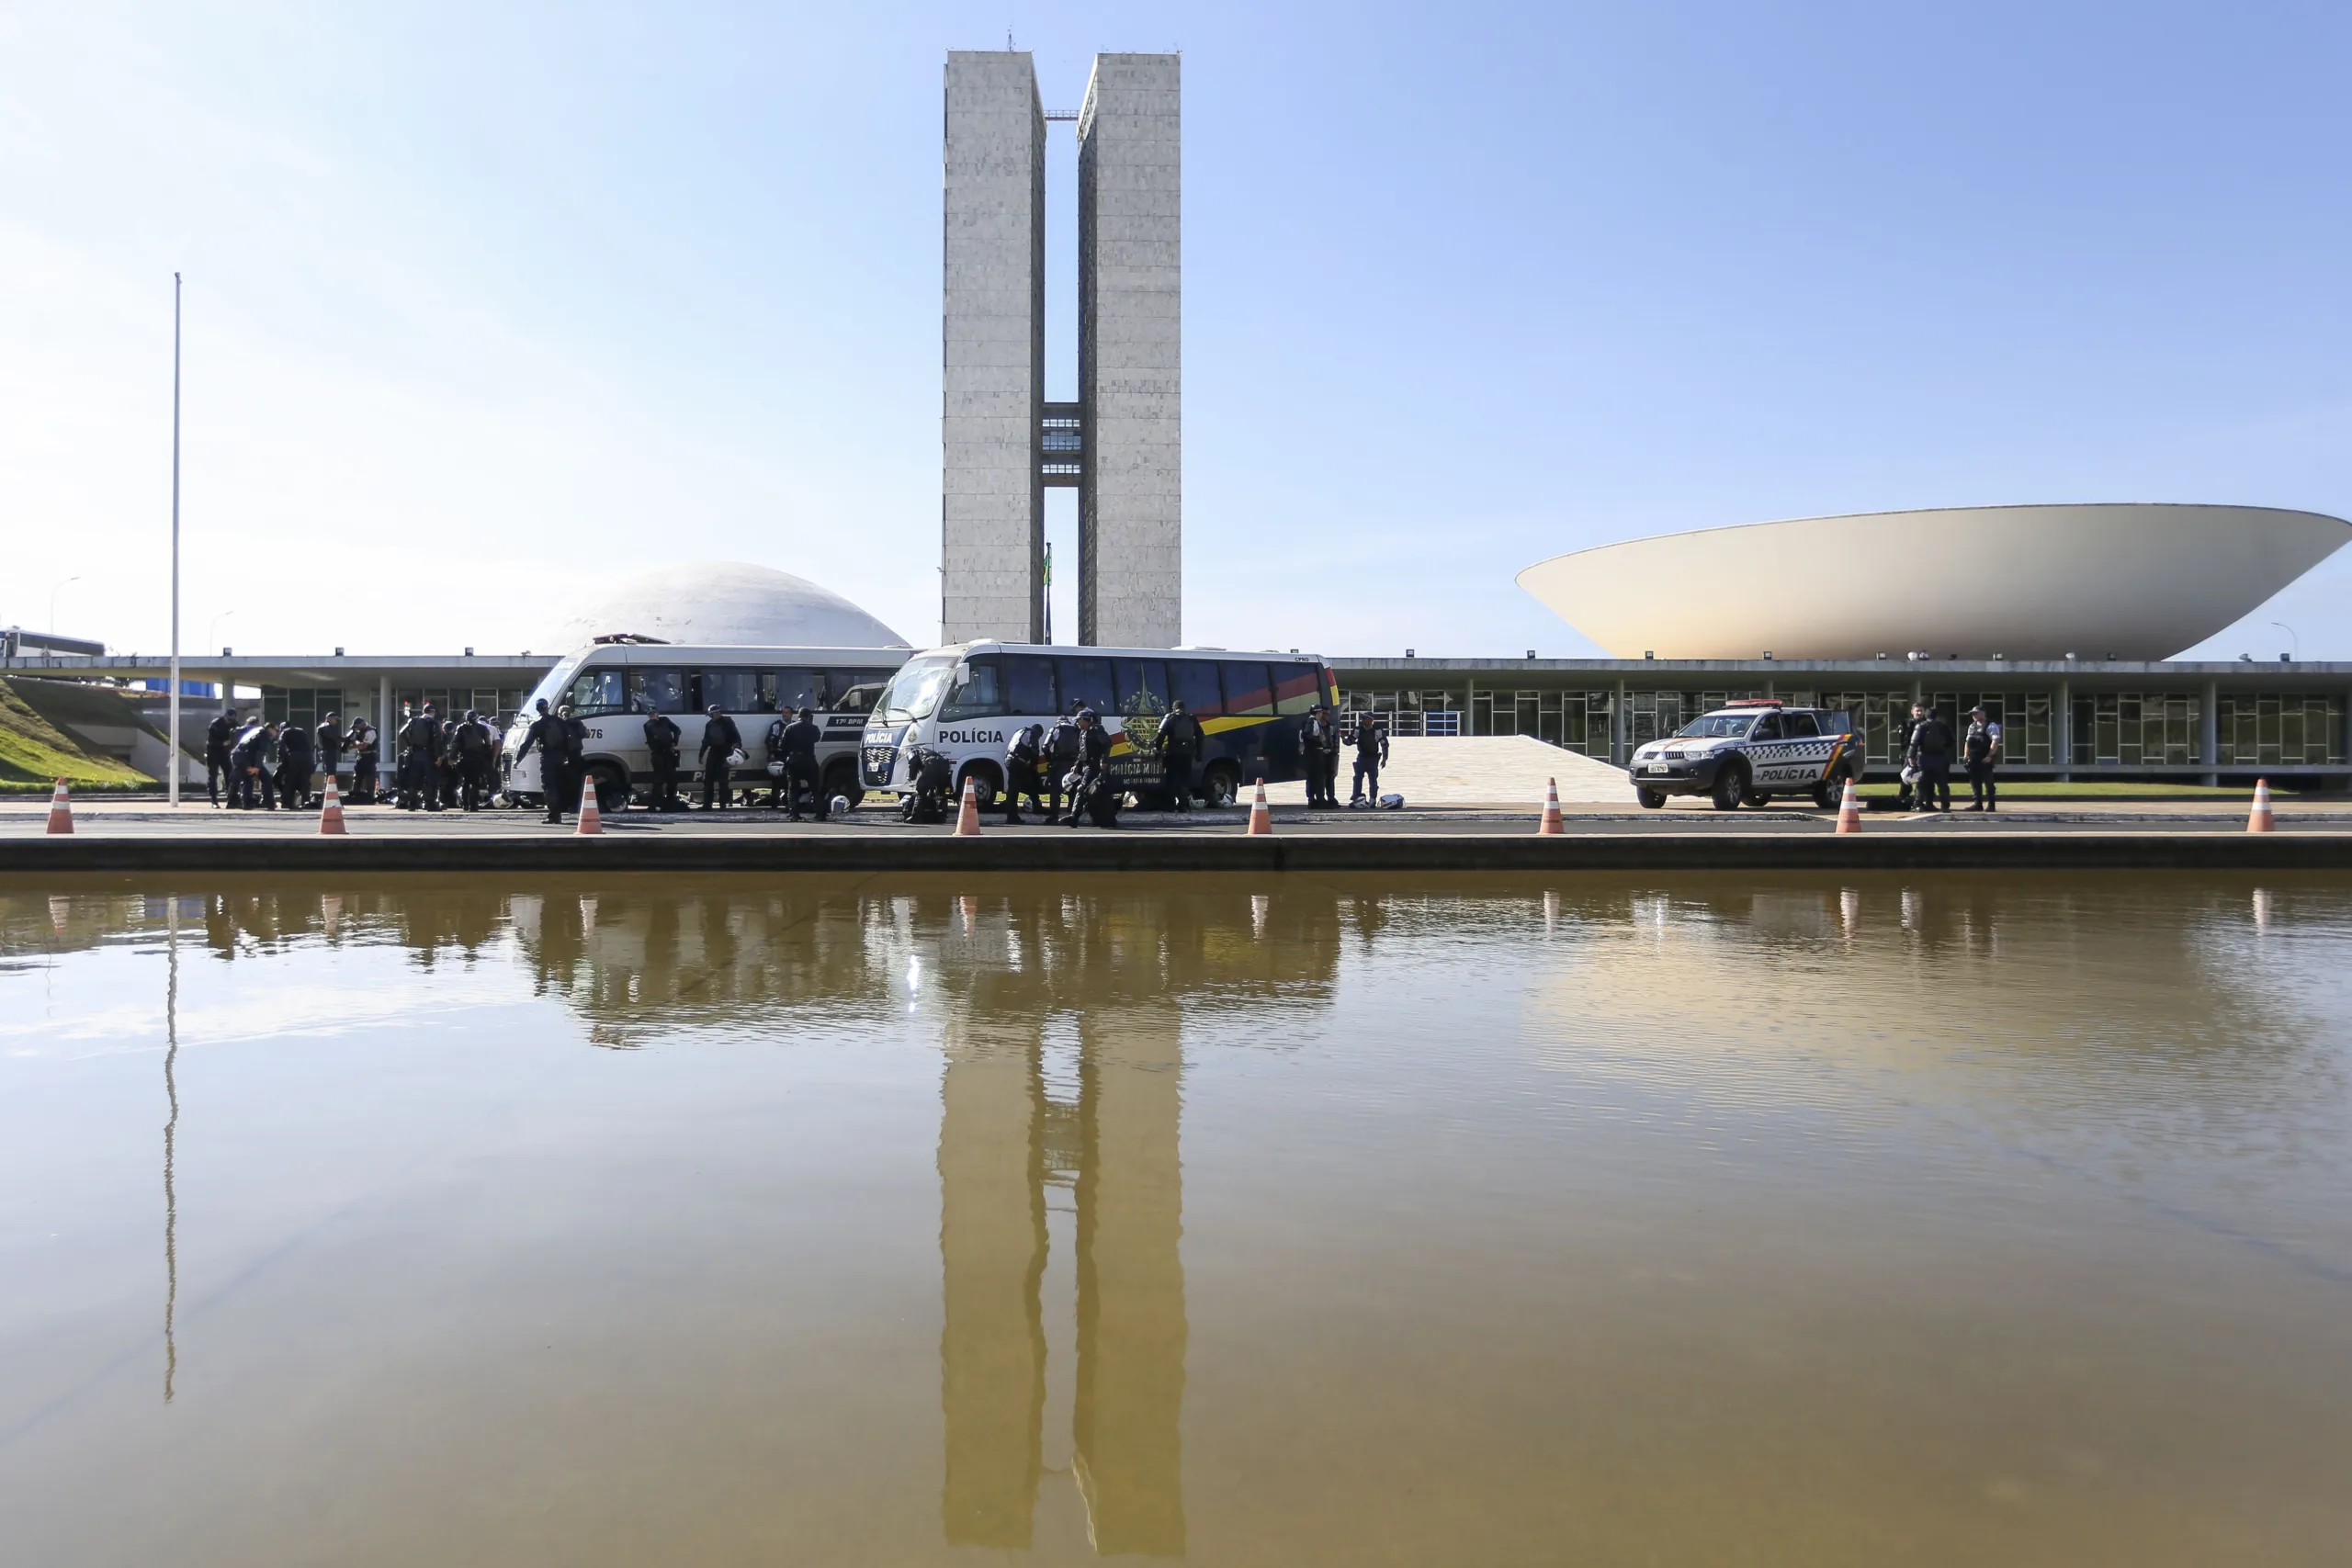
[
  {"x1": 1711, "y1": 761, "x2": 1747, "y2": 811},
  {"x1": 1635, "y1": 786, "x2": 1668, "y2": 810}
]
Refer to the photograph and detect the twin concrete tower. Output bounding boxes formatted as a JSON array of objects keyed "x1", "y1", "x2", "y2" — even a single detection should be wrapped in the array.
[{"x1": 943, "y1": 51, "x2": 1181, "y2": 649}]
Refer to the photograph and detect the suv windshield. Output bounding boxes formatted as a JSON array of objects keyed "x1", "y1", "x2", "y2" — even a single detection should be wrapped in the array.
[
  {"x1": 1678, "y1": 714, "x2": 1758, "y2": 739},
  {"x1": 875, "y1": 656, "x2": 958, "y2": 724}
]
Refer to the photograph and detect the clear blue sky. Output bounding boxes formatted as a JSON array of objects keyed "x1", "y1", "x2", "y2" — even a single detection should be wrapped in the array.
[{"x1": 4, "y1": 2, "x2": 2347, "y2": 660}]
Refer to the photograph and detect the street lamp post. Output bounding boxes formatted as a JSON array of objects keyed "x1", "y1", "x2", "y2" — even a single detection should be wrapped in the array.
[
  {"x1": 169, "y1": 272, "x2": 183, "y2": 807},
  {"x1": 2271, "y1": 622, "x2": 2300, "y2": 661}
]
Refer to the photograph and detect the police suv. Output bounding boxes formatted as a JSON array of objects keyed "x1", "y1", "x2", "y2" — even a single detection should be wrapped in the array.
[{"x1": 1627, "y1": 699, "x2": 1860, "y2": 810}]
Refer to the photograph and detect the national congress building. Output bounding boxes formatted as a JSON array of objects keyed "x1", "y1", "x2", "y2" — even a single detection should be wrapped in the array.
[{"x1": 943, "y1": 49, "x2": 1181, "y2": 649}]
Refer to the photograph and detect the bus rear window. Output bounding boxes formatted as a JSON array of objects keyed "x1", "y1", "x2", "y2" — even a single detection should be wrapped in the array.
[{"x1": 1272, "y1": 662, "x2": 1321, "y2": 716}]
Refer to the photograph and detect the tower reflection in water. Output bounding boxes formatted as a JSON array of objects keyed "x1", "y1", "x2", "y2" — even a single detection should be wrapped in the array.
[{"x1": 940, "y1": 896, "x2": 1194, "y2": 1554}]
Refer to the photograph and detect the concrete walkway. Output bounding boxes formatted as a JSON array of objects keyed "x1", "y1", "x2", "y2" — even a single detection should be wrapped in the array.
[{"x1": 1263, "y1": 735, "x2": 1632, "y2": 807}]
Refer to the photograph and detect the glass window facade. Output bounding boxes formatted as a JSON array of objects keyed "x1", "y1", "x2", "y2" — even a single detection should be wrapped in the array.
[{"x1": 2217, "y1": 694, "x2": 2344, "y2": 767}]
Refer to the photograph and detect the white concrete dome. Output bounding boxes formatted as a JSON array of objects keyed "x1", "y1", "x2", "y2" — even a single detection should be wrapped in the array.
[
  {"x1": 1517, "y1": 504, "x2": 2351, "y2": 660},
  {"x1": 539, "y1": 561, "x2": 910, "y2": 652}
]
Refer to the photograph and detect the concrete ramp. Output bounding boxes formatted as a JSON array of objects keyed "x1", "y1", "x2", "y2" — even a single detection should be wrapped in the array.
[{"x1": 1263, "y1": 736, "x2": 1630, "y2": 808}]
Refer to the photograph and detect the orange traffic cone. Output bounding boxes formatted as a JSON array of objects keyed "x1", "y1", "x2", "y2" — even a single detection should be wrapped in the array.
[
  {"x1": 574, "y1": 775, "x2": 603, "y2": 836},
  {"x1": 953, "y1": 776, "x2": 981, "y2": 836},
  {"x1": 1538, "y1": 778, "x2": 1564, "y2": 835},
  {"x1": 1246, "y1": 777, "x2": 1272, "y2": 835},
  {"x1": 2247, "y1": 778, "x2": 2275, "y2": 833},
  {"x1": 44, "y1": 778, "x2": 73, "y2": 835},
  {"x1": 318, "y1": 773, "x2": 347, "y2": 835},
  {"x1": 1836, "y1": 776, "x2": 1862, "y2": 834}
]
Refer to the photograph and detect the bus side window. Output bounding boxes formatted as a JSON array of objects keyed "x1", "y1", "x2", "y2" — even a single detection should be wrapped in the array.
[
  {"x1": 1112, "y1": 660, "x2": 1168, "y2": 711},
  {"x1": 627, "y1": 668, "x2": 689, "y2": 714},
  {"x1": 1224, "y1": 662, "x2": 1274, "y2": 716},
  {"x1": 771, "y1": 668, "x2": 825, "y2": 711},
  {"x1": 1272, "y1": 662, "x2": 1320, "y2": 716},
  {"x1": 1170, "y1": 660, "x2": 1223, "y2": 717},
  {"x1": 1057, "y1": 657, "x2": 1114, "y2": 715},
  {"x1": 702, "y1": 669, "x2": 761, "y2": 714},
  {"x1": 1003, "y1": 653, "x2": 1057, "y2": 716},
  {"x1": 940, "y1": 657, "x2": 1005, "y2": 720}
]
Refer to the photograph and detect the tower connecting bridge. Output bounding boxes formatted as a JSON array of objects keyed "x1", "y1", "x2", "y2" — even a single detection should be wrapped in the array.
[{"x1": 944, "y1": 50, "x2": 1181, "y2": 647}]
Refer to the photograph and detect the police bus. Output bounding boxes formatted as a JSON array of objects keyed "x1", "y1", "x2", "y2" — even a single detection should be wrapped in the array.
[
  {"x1": 500, "y1": 641, "x2": 910, "y2": 810},
  {"x1": 860, "y1": 641, "x2": 1339, "y2": 809}
]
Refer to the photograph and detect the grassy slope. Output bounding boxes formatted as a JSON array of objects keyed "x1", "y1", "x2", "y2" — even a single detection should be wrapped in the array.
[{"x1": 0, "y1": 678, "x2": 156, "y2": 791}]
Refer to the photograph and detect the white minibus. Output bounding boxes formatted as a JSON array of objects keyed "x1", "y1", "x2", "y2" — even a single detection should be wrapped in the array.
[{"x1": 501, "y1": 641, "x2": 910, "y2": 810}]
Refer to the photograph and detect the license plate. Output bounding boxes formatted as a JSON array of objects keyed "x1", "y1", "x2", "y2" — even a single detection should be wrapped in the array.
[{"x1": 1643, "y1": 764, "x2": 1669, "y2": 774}]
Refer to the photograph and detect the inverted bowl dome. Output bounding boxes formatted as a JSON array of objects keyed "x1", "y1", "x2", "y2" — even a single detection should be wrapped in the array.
[
  {"x1": 539, "y1": 561, "x2": 909, "y2": 652},
  {"x1": 1517, "y1": 504, "x2": 2349, "y2": 660}
]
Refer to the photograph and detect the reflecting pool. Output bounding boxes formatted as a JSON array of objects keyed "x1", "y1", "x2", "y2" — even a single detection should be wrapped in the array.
[{"x1": 4, "y1": 874, "x2": 2350, "y2": 1565}]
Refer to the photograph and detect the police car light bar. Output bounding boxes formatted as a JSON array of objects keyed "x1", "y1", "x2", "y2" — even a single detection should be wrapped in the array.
[{"x1": 1724, "y1": 697, "x2": 1784, "y2": 707}]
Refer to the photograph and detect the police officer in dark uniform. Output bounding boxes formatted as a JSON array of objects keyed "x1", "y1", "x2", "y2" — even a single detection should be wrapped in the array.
[
  {"x1": 642, "y1": 702, "x2": 684, "y2": 810},
  {"x1": 1906, "y1": 702, "x2": 1954, "y2": 813},
  {"x1": 775, "y1": 706, "x2": 824, "y2": 820},
  {"x1": 316, "y1": 712, "x2": 343, "y2": 800},
  {"x1": 453, "y1": 709, "x2": 495, "y2": 811},
  {"x1": 1063, "y1": 708, "x2": 1114, "y2": 828},
  {"x1": 698, "y1": 703, "x2": 742, "y2": 809},
  {"x1": 1298, "y1": 703, "x2": 1330, "y2": 809},
  {"x1": 515, "y1": 698, "x2": 571, "y2": 824},
  {"x1": 1349, "y1": 713, "x2": 1389, "y2": 807},
  {"x1": 397, "y1": 702, "x2": 442, "y2": 810},
  {"x1": 1160, "y1": 699, "x2": 1205, "y2": 812},
  {"x1": 346, "y1": 716, "x2": 379, "y2": 803},
  {"x1": 231, "y1": 717, "x2": 274, "y2": 809},
  {"x1": 1318, "y1": 705, "x2": 1344, "y2": 807},
  {"x1": 1042, "y1": 707, "x2": 1082, "y2": 823},
  {"x1": 1004, "y1": 723, "x2": 1046, "y2": 823},
  {"x1": 277, "y1": 717, "x2": 317, "y2": 810},
  {"x1": 204, "y1": 711, "x2": 237, "y2": 807}
]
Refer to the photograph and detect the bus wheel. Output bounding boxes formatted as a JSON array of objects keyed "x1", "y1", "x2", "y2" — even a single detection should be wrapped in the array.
[
  {"x1": 821, "y1": 761, "x2": 864, "y2": 810},
  {"x1": 956, "y1": 761, "x2": 1002, "y2": 807},
  {"x1": 1200, "y1": 764, "x2": 1239, "y2": 808}
]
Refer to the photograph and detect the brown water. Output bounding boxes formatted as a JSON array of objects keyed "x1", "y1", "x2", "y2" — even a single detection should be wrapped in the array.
[{"x1": 3, "y1": 874, "x2": 2349, "y2": 1565}]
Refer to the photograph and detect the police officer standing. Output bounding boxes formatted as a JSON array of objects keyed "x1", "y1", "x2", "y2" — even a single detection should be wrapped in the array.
[
  {"x1": 453, "y1": 709, "x2": 495, "y2": 811},
  {"x1": 1906, "y1": 702, "x2": 1954, "y2": 813},
  {"x1": 204, "y1": 710, "x2": 237, "y2": 807},
  {"x1": 515, "y1": 698, "x2": 571, "y2": 824},
  {"x1": 397, "y1": 702, "x2": 442, "y2": 811},
  {"x1": 1159, "y1": 699, "x2": 1205, "y2": 812},
  {"x1": 277, "y1": 716, "x2": 316, "y2": 811},
  {"x1": 346, "y1": 715, "x2": 379, "y2": 804},
  {"x1": 697, "y1": 703, "x2": 742, "y2": 810},
  {"x1": 778, "y1": 705, "x2": 824, "y2": 820},
  {"x1": 1962, "y1": 705, "x2": 2001, "y2": 812},
  {"x1": 1349, "y1": 713, "x2": 1389, "y2": 807},
  {"x1": 642, "y1": 702, "x2": 684, "y2": 811},
  {"x1": 317, "y1": 712, "x2": 343, "y2": 800},
  {"x1": 1004, "y1": 723, "x2": 1046, "y2": 824},
  {"x1": 1298, "y1": 704, "x2": 1330, "y2": 809},
  {"x1": 635, "y1": 705, "x2": 682, "y2": 818}
]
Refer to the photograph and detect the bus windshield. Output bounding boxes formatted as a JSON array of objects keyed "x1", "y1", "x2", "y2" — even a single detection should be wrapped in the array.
[
  {"x1": 875, "y1": 656, "x2": 958, "y2": 723},
  {"x1": 523, "y1": 655, "x2": 582, "y2": 718}
]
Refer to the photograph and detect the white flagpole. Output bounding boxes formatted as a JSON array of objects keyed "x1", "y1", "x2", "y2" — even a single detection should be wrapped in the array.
[{"x1": 168, "y1": 273, "x2": 182, "y2": 807}]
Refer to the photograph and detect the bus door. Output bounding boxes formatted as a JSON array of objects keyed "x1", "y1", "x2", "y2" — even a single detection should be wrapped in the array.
[{"x1": 1221, "y1": 660, "x2": 1277, "y2": 781}]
